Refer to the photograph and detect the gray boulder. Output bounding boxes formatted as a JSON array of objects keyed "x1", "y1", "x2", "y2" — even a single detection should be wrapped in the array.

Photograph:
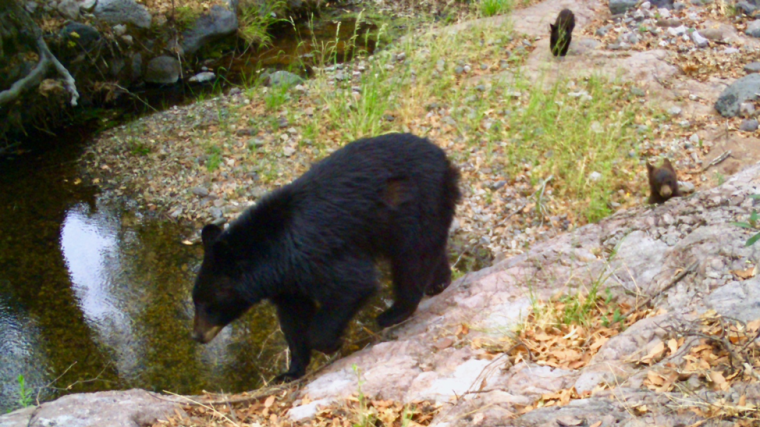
[
  {"x1": 705, "y1": 277, "x2": 760, "y2": 322},
  {"x1": 747, "y1": 19, "x2": 760, "y2": 37},
  {"x1": 268, "y1": 70, "x2": 304, "y2": 88},
  {"x1": 144, "y1": 56, "x2": 181, "y2": 84},
  {"x1": 737, "y1": 0, "x2": 758, "y2": 15},
  {"x1": 610, "y1": 0, "x2": 638, "y2": 14},
  {"x1": 745, "y1": 62, "x2": 760, "y2": 73},
  {"x1": 0, "y1": 389, "x2": 181, "y2": 427},
  {"x1": 60, "y1": 22, "x2": 101, "y2": 50},
  {"x1": 181, "y1": 5, "x2": 238, "y2": 55},
  {"x1": 715, "y1": 74, "x2": 760, "y2": 117},
  {"x1": 56, "y1": 0, "x2": 80, "y2": 19},
  {"x1": 94, "y1": 0, "x2": 152, "y2": 28}
]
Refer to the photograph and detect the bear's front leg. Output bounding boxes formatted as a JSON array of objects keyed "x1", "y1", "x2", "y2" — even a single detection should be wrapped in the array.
[{"x1": 271, "y1": 295, "x2": 316, "y2": 382}]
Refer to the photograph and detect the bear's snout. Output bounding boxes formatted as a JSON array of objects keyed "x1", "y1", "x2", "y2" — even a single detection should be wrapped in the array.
[{"x1": 192, "y1": 315, "x2": 223, "y2": 343}]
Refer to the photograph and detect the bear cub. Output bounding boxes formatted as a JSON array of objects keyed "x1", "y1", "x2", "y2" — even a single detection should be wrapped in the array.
[
  {"x1": 647, "y1": 158, "x2": 680, "y2": 204},
  {"x1": 191, "y1": 133, "x2": 461, "y2": 382},
  {"x1": 550, "y1": 9, "x2": 576, "y2": 57}
]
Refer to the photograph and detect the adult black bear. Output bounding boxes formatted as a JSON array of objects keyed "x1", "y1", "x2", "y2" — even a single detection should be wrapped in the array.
[
  {"x1": 191, "y1": 133, "x2": 461, "y2": 381},
  {"x1": 550, "y1": 9, "x2": 576, "y2": 57},
  {"x1": 647, "y1": 158, "x2": 680, "y2": 204}
]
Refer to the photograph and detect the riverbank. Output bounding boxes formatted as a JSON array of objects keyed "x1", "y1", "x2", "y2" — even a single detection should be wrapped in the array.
[{"x1": 82, "y1": 0, "x2": 759, "y2": 268}]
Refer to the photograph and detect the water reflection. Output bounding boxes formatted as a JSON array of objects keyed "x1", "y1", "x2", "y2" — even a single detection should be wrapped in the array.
[{"x1": 61, "y1": 202, "x2": 139, "y2": 381}]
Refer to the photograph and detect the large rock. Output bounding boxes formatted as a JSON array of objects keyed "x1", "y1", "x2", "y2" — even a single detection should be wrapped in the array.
[
  {"x1": 705, "y1": 277, "x2": 760, "y2": 321},
  {"x1": 56, "y1": 0, "x2": 80, "y2": 19},
  {"x1": 610, "y1": 0, "x2": 638, "y2": 14},
  {"x1": 181, "y1": 5, "x2": 238, "y2": 55},
  {"x1": 94, "y1": 0, "x2": 152, "y2": 29},
  {"x1": 268, "y1": 70, "x2": 304, "y2": 88},
  {"x1": 144, "y1": 56, "x2": 181, "y2": 84},
  {"x1": 60, "y1": 22, "x2": 101, "y2": 50},
  {"x1": 747, "y1": 19, "x2": 760, "y2": 37},
  {"x1": 0, "y1": 389, "x2": 181, "y2": 427},
  {"x1": 715, "y1": 74, "x2": 760, "y2": 117}
]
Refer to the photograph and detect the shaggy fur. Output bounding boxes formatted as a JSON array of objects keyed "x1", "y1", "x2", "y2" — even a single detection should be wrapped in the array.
[
  {"x1": 647, "y1": 158, "x2": 680, "y2": 204},
  {"x1": 191, "y1": 133, "x2": 461, "y2": 381},
  {"x1": 550, "y1": 9, "x2": 576, "y2": 57}
]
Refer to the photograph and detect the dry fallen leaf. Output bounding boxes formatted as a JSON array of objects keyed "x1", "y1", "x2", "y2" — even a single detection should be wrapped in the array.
[
  {"x1": 708, "y1": 370, "x2": 729, "y2": 391},
  {"x1": 732, "y1": 266, "x2": 756, "y2": 280},
  {"x1": 264, "y1": 395, "x2": 275, "y2": 408},
  {"x1": 641, "y1": 341, "x2": 666, "y2": 364}
]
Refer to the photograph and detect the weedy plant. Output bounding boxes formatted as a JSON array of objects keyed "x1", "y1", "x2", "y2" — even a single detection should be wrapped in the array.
[
  {"x1": 351, "y1": 364, "x2": 376, "y2": 427},
  {"x1": 479, "y1": 0, "x2": 514, "y2": 16},
  {"x1": 14, "y1": 374, "x2": 34, "y2": 411},
  {"x1": 238, "y1": 0, "x2": 286, "y2": 48},
  {"x1": 732, "y1": 197, "x2": 760, "y2": 246}
]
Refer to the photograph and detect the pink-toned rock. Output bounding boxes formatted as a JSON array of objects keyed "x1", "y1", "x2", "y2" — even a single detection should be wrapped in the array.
[{"x1": 0, "y1": 389, "x2": 182, "y2": 427}]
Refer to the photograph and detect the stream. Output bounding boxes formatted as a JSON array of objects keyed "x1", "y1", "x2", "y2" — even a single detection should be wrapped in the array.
[{"x1": 0, "y1": 15, "x2": 384, "y2": 413}]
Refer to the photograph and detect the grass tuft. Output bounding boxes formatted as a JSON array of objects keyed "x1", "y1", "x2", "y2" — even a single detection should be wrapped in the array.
[{"x1": 479, "y1": 0, "x2": 514, "y2": 17}]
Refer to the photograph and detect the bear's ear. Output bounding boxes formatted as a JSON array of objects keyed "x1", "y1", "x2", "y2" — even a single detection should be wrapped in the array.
[
  {"x1": 201, "y1": 224, "x2": 223, "y2": 250},
  {"x1": 646, "y1": 162, "x2": 655, "y2": 174},
  {"x1": 662, "y1": 158, "x2": 674, "y2": 170},
  {"x1": 550, "y1": 23, "x2": 556, "y2": 31}
]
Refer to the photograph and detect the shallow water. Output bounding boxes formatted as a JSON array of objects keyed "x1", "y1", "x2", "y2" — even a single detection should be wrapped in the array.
[
  {"x1": 0, "y1": 129, "x2": 392, "y2": 412},
  {"x1": 0, "y1": 16, "x2": 384, "y2": 412}
]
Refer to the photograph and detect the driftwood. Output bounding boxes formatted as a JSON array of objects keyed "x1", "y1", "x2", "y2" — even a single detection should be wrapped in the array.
[{"x1": 0, "y1": 0, "x2": 79, "y2": 107}]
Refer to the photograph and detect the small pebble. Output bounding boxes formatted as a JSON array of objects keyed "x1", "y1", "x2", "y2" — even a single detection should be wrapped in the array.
[{"x1": 740, "y1": 119, "x2": 759, "y2": 132}]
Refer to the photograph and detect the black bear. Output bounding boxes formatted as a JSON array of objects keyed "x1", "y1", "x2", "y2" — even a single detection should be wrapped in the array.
[
  {"x1": 191, "y1": 133, "x2": 461, "y2": 381},
  {"x1": 647, "y1": 158, "x2": 680, "y2": 204},
  {"x1": 550, "y1": 9, "x2": 575, "y2": 57}
]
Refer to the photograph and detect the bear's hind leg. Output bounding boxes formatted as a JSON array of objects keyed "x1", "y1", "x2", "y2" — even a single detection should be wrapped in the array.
[
  {"x1": 271, "y1": 295, "x2": 316, "y2": 382},
  {"x1": 424, "y1": 248, "x2": 453, "y2": 296},
  {"x1": 308, "y1": 269, "x2": 377, "y2": 354},
  {"x1": 377, "y1": 249, "x2": 440, "y2": 328}
]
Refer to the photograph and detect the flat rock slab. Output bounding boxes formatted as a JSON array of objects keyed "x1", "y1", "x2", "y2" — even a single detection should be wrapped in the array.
[
  {"x1": 0, "y1": 389, "x2": 182, "y2": 427},
  {"x1": 290, "y1": 159, "x2": 760, "y2": 425}
]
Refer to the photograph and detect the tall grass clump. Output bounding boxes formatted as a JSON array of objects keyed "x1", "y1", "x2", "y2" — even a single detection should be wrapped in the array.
[
  {"x1": 308, "y1": 13, "x2": 400, "y2": 141},
  {"x1": 238, "y1": 0, "x2": 286, "y2": 47},
  {"x1": 479, "y1": 0, "x2": 513, "y2": 16},
  {"x1": 501, "y1": 74, "x2": 637, "y2": 222}
]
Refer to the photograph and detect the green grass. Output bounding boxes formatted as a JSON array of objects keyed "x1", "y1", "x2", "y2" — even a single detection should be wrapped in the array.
[
  {"x1": 479, "y1": 0, "x2": 513, "y2": 17},
  {"x1": 238, "y1": 0, "x2": 286, "y2": 48},
  {"x1": 264, "y1": 83, "x2": 291, "y2": 111},
  {"x1": 12, "y1": 374, "x2": 34, "y2": 411},
  {"x1": 225, "y1": 6, "x2": 643, "y2": 230},
  {"x1": 206, "y1": 146, "x2": 222, "y2": 172},
  {"x1": 171, "y1": 5, "x2": 201, "y2": 31}
]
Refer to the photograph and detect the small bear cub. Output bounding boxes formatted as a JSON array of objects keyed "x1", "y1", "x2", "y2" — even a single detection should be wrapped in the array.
[
  {"x1": 550, "y1": 9, "x2": 576, "y2": 57},
  {"x1": 647, "y1": 158, "x2": 680, "y2": 204}
]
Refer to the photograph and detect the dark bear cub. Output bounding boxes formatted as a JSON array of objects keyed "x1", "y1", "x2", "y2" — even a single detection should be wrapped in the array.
[
  {"x1": 191, "y1": 133, "x2": 461, "y2": 382},
  {"x1": 550, "y1": 9, "x2": 576, "y2": 57},
  {"x1": 647, "y1": 158, "x2": 680, "y2": 204}
]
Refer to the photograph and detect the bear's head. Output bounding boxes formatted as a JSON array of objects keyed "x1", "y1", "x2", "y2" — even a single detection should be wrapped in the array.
[
  {"x1": 191, "y1": 224, "x2": 253, "y2": 344},
  {"x1": 647, "y1": 158, "x2": 679, "y2": 201}
]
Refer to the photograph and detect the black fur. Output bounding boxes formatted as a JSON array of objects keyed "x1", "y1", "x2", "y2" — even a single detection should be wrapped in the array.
[
  {"x1": 192, "y1": 133, "x2": 461, "y2": 381},
  {"x1": 647, "y1": 158, "x2": 680, "y2": 204},
  {"x1": 550, "y1": 9, "x2": 576, "y2": 57}
]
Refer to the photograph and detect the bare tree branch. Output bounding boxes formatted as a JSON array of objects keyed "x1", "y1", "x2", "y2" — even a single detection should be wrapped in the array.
[{"x1": 0, "y1": 0, "x2": 79, "y2": 107}]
